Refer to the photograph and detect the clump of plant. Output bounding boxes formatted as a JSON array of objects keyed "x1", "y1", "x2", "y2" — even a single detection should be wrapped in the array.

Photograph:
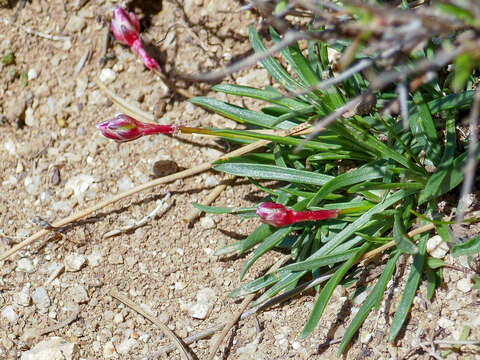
[{"x1": 96, "y1": 0, "x2": 480, "y2": 354}]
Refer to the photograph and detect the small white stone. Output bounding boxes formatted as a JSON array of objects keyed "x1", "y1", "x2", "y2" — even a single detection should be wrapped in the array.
[
  {"x1": 16, "y1": 258, "x2": 35, "y2": 273},
  {"x1": 88, "y1": 89, "x2": 107, "y2": 106},
  {"x1": 1, "y1": 306, "x2": 18, "y2": 324},
  {"x1": 64, "y1": 254, "x2": 86, "y2": 272},
  {"x1": 24, "y1": 107, "x2": 36, "y2": 127},
  {"x1": 360, "y1": 332, "x2": 373, "y2": 344},
  {"x1": 200, "y1": 216, "x2": 216, "y2": 230},
  {"x1": 65, "y1": 15, "x2": 86, "y2": 32},
  {"x1": 103, "y1": 341, "x2": 117, "y2": 358},
  {"x1": 21, "y1": 337, "x2": 77, "y2": 360},
  {"x1": 426, "y1": 235, "x2": 449, "y2": 258},
  {"x1": 108, "y1": 253, "x2": 123, "y2": 265},
  {"x1": 87, "y1": 249, "x2": 103, "y2": 267},
  {"x1": 32, "y1": 287, "x2": 51, "y2": 309},
  {"x1": 99, "y1": 68, "x2": 117, "y2": 84},
  {"x1": 457, "y1": 278, "x2": 473, "y2": 293},
  {"x1": 27, "y1": 68, "x2": 39, "y2": 81},
  {"x1": 188, "y1": 288, "x2": 216, "y2": 319},
  {"x1": 113, "y1": 313, "x2": 124, "y2": 324},
  {"x1": 65, "y1": 284, "x2": 89, "y2": 303},
  {"x1": 117, "y1": 176, "x2": 134, "y2": 192},
  {"x1": 14, "y1": 283, "x2": 31, "y2": 307},
  {"x1": 438, "y1": 317, "x2": 454, "y2": 330},
  {"x1": 188, "y1": 302, "x2": 210, "y2": 320},
  {"x1": 116, "y1": 338, "x2": 138, "y2": 355},
  {"x1": 236, "y1": 69, "x2": 270, "y2": 87},
  {"x1": 204, "y1": 175, "x2": 219, "y2": 187}
]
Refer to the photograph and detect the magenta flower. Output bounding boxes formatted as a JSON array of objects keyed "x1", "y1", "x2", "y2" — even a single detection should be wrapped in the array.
[
  {"x1": 96, "y1": 114, "x2": 176, "y2": 143},
  {"x1": 111, "y1": 6, "x2": 161, "y2": 71},
  {"x1": 256, "y1": 202, "x2": 339, "y2": 227}
]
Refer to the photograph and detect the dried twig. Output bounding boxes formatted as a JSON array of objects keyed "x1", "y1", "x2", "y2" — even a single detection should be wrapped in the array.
[
  {"x1": 103, "y1": 193, "x2": 173, "y2": 238},
  {"x1": 37, "y1": 309, "x2": 81, "y2": 336},
  {"x1": 110, "y1": 290, "x2": 193, "y2": 360},
  {"x1": 19, "y1": 24, "x2": 71, "y2": 41}
]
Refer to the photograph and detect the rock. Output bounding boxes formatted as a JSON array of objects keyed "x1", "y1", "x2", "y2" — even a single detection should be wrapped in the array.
[
  {"x1": 64, "y1": 174, "x2": 95, "y2": 204},
  {"x1": 65, "y1": 285, "x2": 89, "y2": 304},
  {"x1": 99, "y1": 68, "x2": 117, "y2": 84},
  {"x1": 205, "y1": 176, "x2": 219, "y2": 187},
  {"x1": 236, "y1": 69, "x2": 270, "y2": 87},
  {"x1": 125, "y1": 256, "x2": 137, "y2": 268},
  {"x1": 103, "y1": 341, "x2": 117, "y2": 358},
  {"x1": 117, "y1": 338, "x2": 138, "y2": 355},
  {"x1": 108, "y1": 253, "x2": 124, "y2": 265},
  {"x1": 64, "y1": 254, "x2": 86, "y2": 272},
  {"x1": 14, "y1": 283, "x2": 31, "y2": 307},
  {"x1": 24, "y1": 107, "x2": 36, "y2": 127},
  {"x1": 188, "y1": 288, "x2": 216, "y2": 319},
  {"x1": 113, "y1": 313, "x2": 124, "y2": 324},
  {"x1": 65, "y1": 15, "x2": 86, "y2": 33},
  {"x1": 152, "y1": 159, "x2": 178, "y2": 178},
  {"x1": 200, "y1": 216, "x2": 216, "y2": 230},
  {"x1": 1, "y1": 305, "x2": 18, "y2": 324},
  {"x1": 87, "y1": 249, "x2": 103, "y2": 267},
  {"x1": 5, "y1": 97, "x2": 26, "y2": 123},
  {"x1": 16, "y1": 258, "x2": 35, "y2": 273},
  {"x1": 457, "y1": 277, "x2": 473, "y2": 293},
  {"x1": 21, "y1": 337, "x2": 77, "y2": 360},
  {"x1": 88, "y1": 89, "x2": 107, "y2": 106},
  {"x1": 117, "y1": 176, "x2": 133, "y2": 192},
  {"x1": 438, "y1": 317, "x2": 454, "y2": 330},
  {"x1": 32, "y1": 287, "x2": 51, "y2": 309},
  {"x1": 426, "y1": 235, "x2": 449, "y2": 258},
  {"x1": 34, "y1": 83, "x2": 50, "y2": 98},
  {"x1": 27, "y1": 68, "x2": 39, "y2": 80}
]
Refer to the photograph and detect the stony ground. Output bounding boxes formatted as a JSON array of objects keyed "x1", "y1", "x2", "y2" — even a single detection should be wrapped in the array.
[{"x1": 0, "y1": 1, "x2": 479, "y2": 359}]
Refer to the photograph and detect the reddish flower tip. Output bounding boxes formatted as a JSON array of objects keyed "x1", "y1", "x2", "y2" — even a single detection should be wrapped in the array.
[
  {"x1": 96, "y1": 114, "x2": 176, "y2": 143},
  {"x1": 256, "y1": 202, "x2": 339, "y2": 227},
  {"x1": 111, "y1": 6, "x2": 140, "y2": 47}
]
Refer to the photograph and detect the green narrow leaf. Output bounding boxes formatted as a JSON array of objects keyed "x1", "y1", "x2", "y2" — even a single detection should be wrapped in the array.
[
  {"x1": 191, "y1": 203, "x2": 234, "y2": 214},
  {"x1": 300, "y1": 243, "x2": 370, "y2": 338},
  {"x1": 339, "y1": 251, "x2": 402, "y2": 355},
  {"x1": 241, "y1": 227, "x2": 292, "y2": 279},
  {"x1": 308, "y1": 165, "x2": 387, "y2": 207},
  {"x1": 389, "y1": 236, "x2": 428, "y2": 342},
  {"x1": 249, "y1": 26, "x2": 304, "y2": 93},
  {"x1": 253, "y1": 271, "x2": 306, "y2": 305},
  {"x1": 436, "y1": 223, "x2": 453, "y2": 243},
  {"x1": 189, "y1": 97, "x2": 295, "y2": 129},
  {"x1": 214, "y1": 224, "x2": 272, "y2": 256},
  {"x1": 452, "y1": 234, "x2": 480, "y2": 256},
  {"x1": 214, "y1": 163, "x2": 334, "y2": 186},
  {"x1": 425, "y1": 266, "x2": 437, "y2": 301},
  {"x1": 230, "y1": 272, "x2": 281, "y2": 298},
  {"x1": 393, "y1": 211, "x2": 418, "y2": 254}
]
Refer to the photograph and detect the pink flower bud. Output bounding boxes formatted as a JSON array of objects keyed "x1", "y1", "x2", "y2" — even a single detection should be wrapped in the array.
[
  {"x1": 256, "y1": 202, "x2": 339, "y2": 227},
  {"x1": 96, "y1": 114, "x2": 176, "y2": 143},
  {"x1": 111, "y1": 6, "x2": 140, "y2": 47},
  {"x1": 111, "y1": 6, "x2": 162, "y2": 72}
]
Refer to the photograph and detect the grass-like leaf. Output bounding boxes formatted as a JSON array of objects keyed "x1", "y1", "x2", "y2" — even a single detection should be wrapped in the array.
[
  {"x1": 393, "y1": 211, "x2": 418, "y2": 254},
  {"x1": 300, "y1": 242, "x2": 370, "y2": 338},
  {"x1": 451, "y1": 234, "x2": 480, "y2": 256},
  {"x1": 389, "y1": 235, "x2": 428, "y2": 342},
  {"x1": 339, "y1": 251, "x2": 402, "y2": 354}
]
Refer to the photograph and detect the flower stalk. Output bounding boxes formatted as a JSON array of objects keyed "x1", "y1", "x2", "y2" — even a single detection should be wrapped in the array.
[
  {"x1": 111, "y1": 6, "x2": 161, "y2": 71},
  {"x1": 256, "y1": 202, "x2": 339, "y2": 227}
]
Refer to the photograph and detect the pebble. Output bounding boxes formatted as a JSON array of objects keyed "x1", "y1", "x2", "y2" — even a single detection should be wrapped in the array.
[
  {"x1": 87, "y1": 249, "x2": 103, "y2": 267},
  {"x1": 200, "y1": 216, "x2": 216, "y2": 230},
  {"x1": 99, "y1": 68, "x2": 117, "y2": 84},
  {"x1": 103, "y1": 341, "x2": 117, "y2": 358},
  {"x1": 204, "y1": 175, "x2": 219, "y2": 187},
  {"x1": 16, "y1": 258, "x2": 35, "y2": 273},
  {"x1": 27, "y1": 68, "x2": 39, "y2": 81},
  {"x1": 152, "y1": 159, "x2": 178, "y2": 178},
  {"x1": 65, "y1": 285, "x2": 89, "y2": 303},
  {"x1": 108, "y1": 252, "x2": 124, "y2": 265},
  {"x1": 117, "y1": 176, "x2": 134, "y2": 192},
  {"x1": 65, "y1": 15, "x2": 86, "y2": 33},
  {"x1": 24, "y1": 107, "x2": 36, "y2": 126},
  {"x1": 125, "y1": 256, "x2": 137, "y2": 268},
  {"x1": 188, "y1": 288, "x2": 216, "y2": 320},
  {"x1": 14, "y1": 283, "x2": 31, "y2": 307},
  {"x1": 236, "y1": 69, "x2": 270, "y2": 87},
  {"x1": 426, "y1": 235, "x2": 449, "y2": 258},
  {"x1": 21, "y1": 337, "x2": 77, "y2": 360},
  {"x1": 34, "y1": 83, "x2": 50, "y2": 98},
  {"x1": 64, "y1": 254, "x2": 86, "y2": 272},
  {"x1": 5, "y1": 97, "x2": 26, "y2": 123},
  {"x1": 117, "y1": 338, "x2": 138, "y2": 355},
  {"x1": 88, "y1": 89, "x2": 107, "y2": 106},
  {"x1": 457, "y1": 277, "x2": 473, "y2": 293},
  {"x1": 438, "y1": 317, "x2": 454, "y2": 330},
  {"x1": 1, "y1": 306, "x2": 18, "y2": 324},
  {"x1": 113, "y1": 313, "x2": 124, "y2": 324},
  {"x1": 32, "y1": 287, "x2": 51, "y2": 309}
]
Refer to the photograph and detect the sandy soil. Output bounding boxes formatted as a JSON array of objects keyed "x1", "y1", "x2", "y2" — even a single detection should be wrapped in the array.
[{"x1": 0, "y1": 1, "x2": 479, "y2": 359}]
